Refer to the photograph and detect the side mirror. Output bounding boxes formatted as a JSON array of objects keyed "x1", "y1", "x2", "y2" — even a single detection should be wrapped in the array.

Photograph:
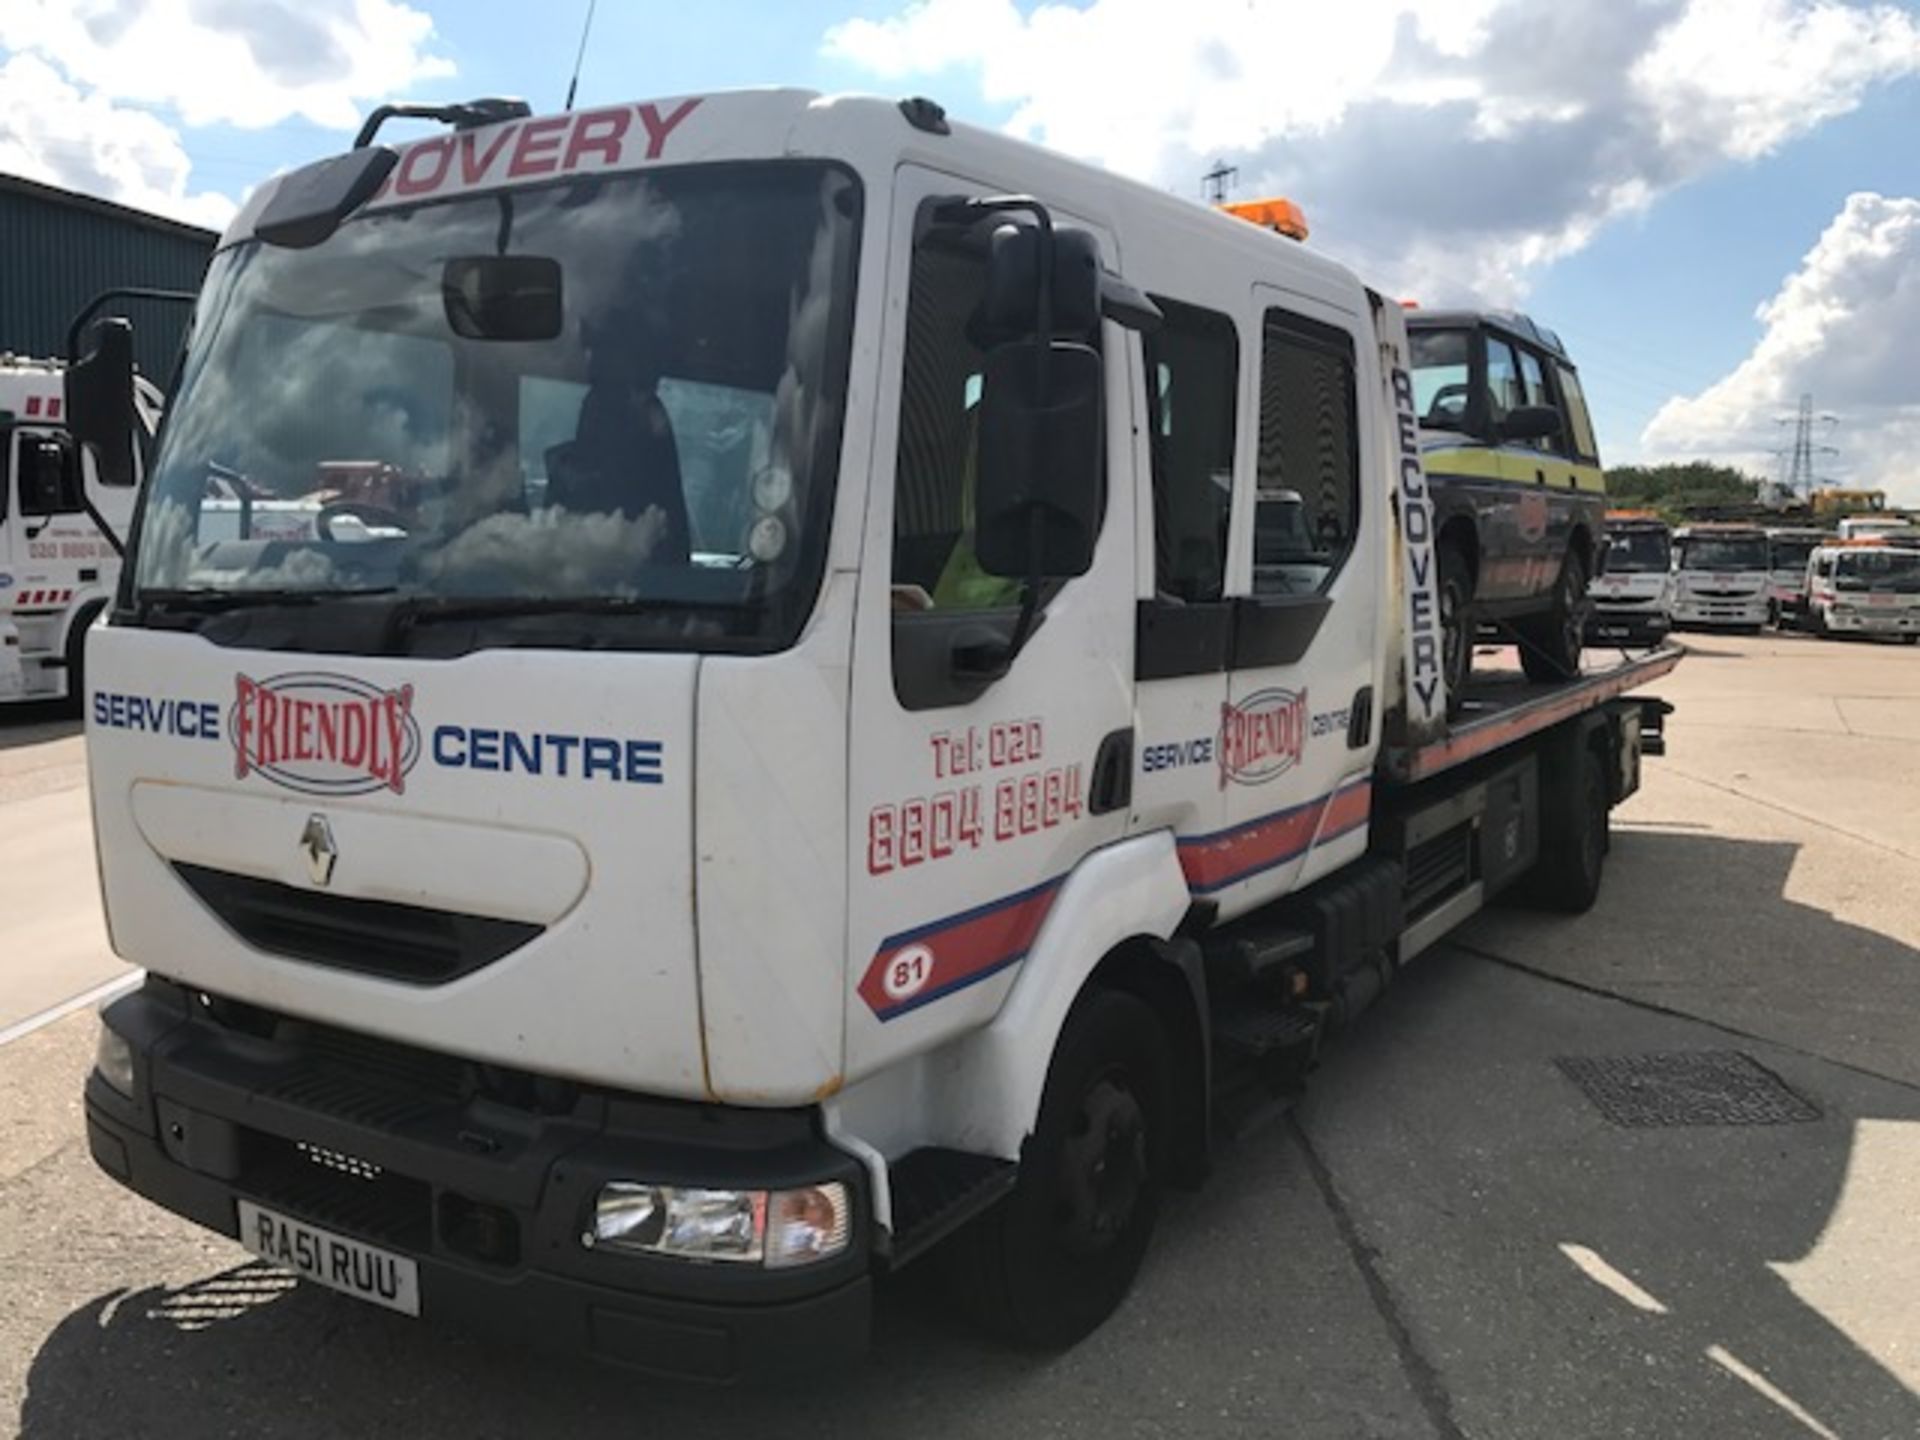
[
  {"x1": 64, "y1": 318, "x2": 138, "y2": 489},
  {"x1": 973, "y1": 338, "x2": 1104, "y2": 579},
  {"x1": 443, "y1": 256, "x2": 563, "y2": 341},
  {"x1": 20, "y1": 435, "x2": 78, "y2": 514},
  {"x1": 1499, "y1": 404, "x2": 1561, "y2": 442},
  {"x1": 980, "y1": 225, "x2": 1103, "y2": 343},
  {"x1": 255, "y1": 146, "x2": 398, "y2": 250}
]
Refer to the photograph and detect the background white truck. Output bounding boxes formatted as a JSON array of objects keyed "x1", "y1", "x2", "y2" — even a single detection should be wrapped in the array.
[
  {"x1": 73, "y1": 89, "x2": 1674, "y2": 1382},
  {"x1": 1803, "y1": 541, "x2": 1920, "y2": 641},
  {"x1": 0, "y1": 354, "x2": 159, "y2": 705},
  {"x1": 1671, "y1": 522, "x2": 1771, "y2": 630},
  {"x1": 1587, "y1": 510, "x2": 1672, "y2": 646}
]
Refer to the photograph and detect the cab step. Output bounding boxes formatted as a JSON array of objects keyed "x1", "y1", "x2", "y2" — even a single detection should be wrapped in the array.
[
  {"x1": 883, "y1": 1146, "x2": 1017, "y2": 1269},
  {"x1": 1210, "y1": 997, "x2": 1322, "y2": 1064}
]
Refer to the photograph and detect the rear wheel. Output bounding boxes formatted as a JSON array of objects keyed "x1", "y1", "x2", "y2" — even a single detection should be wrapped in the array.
[
  {"x1": 1519, "y1": 737, "x2": 1609, "y2": 914},
  {"x1": 1519, "y1": 548, "x2": 1588, "y2": 682},
  {"x1": 946, "y1": 989, "x2": 1170, "y2": 1349},
  {"x1": 1438, "y1": 539, "x2": 1475, "y2": 715}
]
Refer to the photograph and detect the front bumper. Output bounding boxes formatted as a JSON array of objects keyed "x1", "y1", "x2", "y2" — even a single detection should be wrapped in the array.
[
  {"x1": 1672, "y1": 596, "x2": 1768, "y2": 627},
  {"x1": 1586, "y1": 607, "x2": 1671, "y2": 645},
  {"x1": 86, "y1": 978, "x2": 872, "y2": 1383},
  {"x1": 1822, "y1": 608, "x2": 1920, "y2": 635}
]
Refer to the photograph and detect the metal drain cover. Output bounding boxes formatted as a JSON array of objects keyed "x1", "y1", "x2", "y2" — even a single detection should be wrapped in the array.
[{"x1": 1554, "y1": 1051, "x2": 1820, "y2": 1127}]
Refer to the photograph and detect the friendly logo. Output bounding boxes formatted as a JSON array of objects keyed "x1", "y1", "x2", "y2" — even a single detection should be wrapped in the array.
[
  {"x1": 1218, "y1": 688, "x2": 1307, "y2": 788},
  {"x1": 230, "y1": 671, "x2": 421, "y2": 796}
]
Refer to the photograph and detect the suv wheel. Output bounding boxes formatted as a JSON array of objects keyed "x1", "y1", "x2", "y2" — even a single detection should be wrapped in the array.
[
  {"x1": 1438, "y1": 540, "x2": 1474, "y2": 714},
  {"x1": 1519, "y1": 547, "x2": 1588, "y2": 682}
]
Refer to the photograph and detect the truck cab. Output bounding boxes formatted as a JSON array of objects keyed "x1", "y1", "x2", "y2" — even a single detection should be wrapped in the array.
[
  {"x1": 1671, "y1": 522, "x2": 1771, "y2": 630},
  {"x1": 1588, "y1": 510, "x2": 1671, "y2": 646},
  {"x1": 1404, "y1": 309, "x2": 1605, "y2": 695},
  {"x1": 1804, "y1": 541, "x2": 1920, "y2": 640},
  {"x1": 0, "y1": 356, "x2": 155, "y2": 705},
  {"x1": 73, "y1": 90, "x2": 1666, "y2": 1381},
  {"x1": 1765, "y1": 526, "x2": 1826, "y2": 629}
]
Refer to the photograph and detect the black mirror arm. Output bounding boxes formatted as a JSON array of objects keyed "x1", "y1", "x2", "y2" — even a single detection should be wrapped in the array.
[{"x1": 65, "y1": 288, "x2": 195, "y2": 364}]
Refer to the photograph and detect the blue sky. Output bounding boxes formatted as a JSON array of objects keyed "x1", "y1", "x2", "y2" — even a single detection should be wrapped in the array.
[{"x1": 4, "y1": 0, "x2": 1920, "y2": 498}]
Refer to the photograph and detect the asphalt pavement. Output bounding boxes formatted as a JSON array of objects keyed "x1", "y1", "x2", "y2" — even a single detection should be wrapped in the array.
[{"x1": 2, "y1": 632, "x2": 1917, "y2": 1438}]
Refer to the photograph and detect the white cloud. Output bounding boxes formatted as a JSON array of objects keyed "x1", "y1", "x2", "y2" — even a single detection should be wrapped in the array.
[
  {"x1": 1643, "y1": 192, "x2": 1920, "y2": 505},
  {"x1": 824, "y1": 0, "x2": 1920, "y2": 303},
  {"x1": 0, "y1": 0, "x2": 452, "y2": 227},
  {"x1": 0, "y1": 52, "x2": 234, "y2": 227},
  {"x1": 0, "y1": 0, "x2": 452, "y2": 131}
]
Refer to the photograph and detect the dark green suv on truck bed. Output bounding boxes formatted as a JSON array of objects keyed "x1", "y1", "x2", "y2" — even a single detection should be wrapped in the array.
[{"x1": 1406, "y1": 310, "x2": 1606, "y2": 703}]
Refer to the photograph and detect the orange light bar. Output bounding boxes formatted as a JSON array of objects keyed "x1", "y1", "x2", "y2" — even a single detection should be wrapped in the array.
[{"x1": 1221, "y1": 196, "x2": 1309, "y2": 242}]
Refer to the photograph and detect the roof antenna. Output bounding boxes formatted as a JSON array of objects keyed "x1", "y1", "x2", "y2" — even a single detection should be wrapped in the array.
[{"x1": 563, "y1": 0, "x2": 598, "y2": 112}]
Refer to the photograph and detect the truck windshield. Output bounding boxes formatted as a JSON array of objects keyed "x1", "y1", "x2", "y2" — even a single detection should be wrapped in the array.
[
  {"x1": 1408, "y1": 328, "x2": 1471, "y2": 431},
  {"x1": 132, "y1": 162, "x2": 860, "y2": 652},
  {"x1": 1834, "y1": 550, "x2": 1920, "y2": 590},
  {"x1": 1676, "y1": 537, "x2": 1767, "y2": 571},
  {"x1": 1769, "y1": 539, "x2": 1818, "y2": 574},
  {"x1": 1604, "y1": 530, "x2": 1669, "y2": 573}
]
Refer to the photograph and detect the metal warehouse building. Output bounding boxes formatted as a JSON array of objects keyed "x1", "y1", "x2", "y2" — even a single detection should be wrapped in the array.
[{"x1": 0, "y1": 173, "x2": 216, "y2": 385}]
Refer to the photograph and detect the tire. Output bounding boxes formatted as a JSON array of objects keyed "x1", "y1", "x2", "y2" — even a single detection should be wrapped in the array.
[
  {"x1": 1903, "y1": 634, "x2": 1918, "y2": 646},
  {"x1": 1810, "y1": 607, "x2": 1829, "y2": 638},
  {"x1": 946, "y1": 989, "x2": 1171, "y2": 1349},
  {"x1": 1438, "y1": 539, "x2": 1475, "y2": 715},
  {"x1": 62, "y1": 603, "x2": 104, "y2": 716},
  {"x1": 1521, "y1": 738, "x2": 1609, "y2": 914},
  {"x1": 1518, "y1": 547, "x2": 1588, "y2": 683}
]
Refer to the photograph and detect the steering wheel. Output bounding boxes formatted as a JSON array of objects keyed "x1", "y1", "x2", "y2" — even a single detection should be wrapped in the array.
[{"x1": 315, "y1": 500, "x2": 409, "y2": 542}]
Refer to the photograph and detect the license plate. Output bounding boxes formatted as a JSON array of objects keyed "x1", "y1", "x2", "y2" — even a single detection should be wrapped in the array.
[
  {"x1": 237, "y1": 1199, "x2": 421, "y2": 1316},
  {"x1": 1594, "y1": 625, "x2": 1631, "y2": 639}
]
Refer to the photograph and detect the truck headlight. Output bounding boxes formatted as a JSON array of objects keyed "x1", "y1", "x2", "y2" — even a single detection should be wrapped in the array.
[
  {"x1": 585, "y1": 1181, "x2": 850, "y2": 1267},
  {"x1": 94, "y1": 1023, "x2": 135, "y2": 1098}
]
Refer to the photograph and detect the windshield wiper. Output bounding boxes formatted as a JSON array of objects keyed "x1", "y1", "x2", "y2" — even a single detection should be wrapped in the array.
[
  {"x1": 380, "y1": 594, "x2": 711, "y2": 651},
  {"x1": 138, "y1": 586, "x2": 398, "y2": 614}
]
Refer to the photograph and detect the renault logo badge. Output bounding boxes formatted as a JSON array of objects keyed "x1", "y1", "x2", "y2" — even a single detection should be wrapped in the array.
[{"x1": 299, "y1": 814, "x2": 338, "y2": 887}]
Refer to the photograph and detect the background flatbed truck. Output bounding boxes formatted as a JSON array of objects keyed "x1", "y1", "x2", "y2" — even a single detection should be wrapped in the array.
[{"x1": 76, "y1": 89, "x2": 1676, "y2": 1384}]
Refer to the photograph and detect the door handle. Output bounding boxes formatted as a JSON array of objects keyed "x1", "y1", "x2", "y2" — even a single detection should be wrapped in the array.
[{"x1": 1088, "y1": 727, "x2": 1134, "y2": 816}]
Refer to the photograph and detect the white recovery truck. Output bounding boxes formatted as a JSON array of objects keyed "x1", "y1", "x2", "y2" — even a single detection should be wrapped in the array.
[
  {"x1": 0, "y1": 354, "x2": 160, "y2": 704},
  {"x1": 76, "y1": 90, "x2": 1677, "y2": 1381}
]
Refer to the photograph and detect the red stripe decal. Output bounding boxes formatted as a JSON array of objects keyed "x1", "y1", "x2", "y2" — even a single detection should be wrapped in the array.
[
  {"x1": 1178, "y1": 779, "x2": 1373, "y2": 894},
  {"x1": 860, "y1": 877, "x2": 1062, "y2": 1021}
]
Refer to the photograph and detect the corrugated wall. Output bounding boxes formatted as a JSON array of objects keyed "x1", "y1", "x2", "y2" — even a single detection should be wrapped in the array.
[{"x1": 0, "y1": 178, "x2": 215, "y2": 387}]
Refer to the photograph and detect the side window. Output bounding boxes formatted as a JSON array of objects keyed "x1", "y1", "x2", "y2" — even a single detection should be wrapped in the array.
[
  {"x1": 890, "y1": 239, "x2": 1017, "y2": 613},
  {"x1": 1252, "y1": 310, "x2": 1359, "y2": 597},
  {"x1": 1516, "y1": 348, "x2": 1562, "y2": 454},
  {"x1": 1556, "y1": 364, "x2": 1599, "y2": 463},
  {"x1": 1484, "y1": 337, "x2": 1523, "y2": 421},
  {"x1": 1143, "y1": 298, "x2": 1238, "y2": 602}
]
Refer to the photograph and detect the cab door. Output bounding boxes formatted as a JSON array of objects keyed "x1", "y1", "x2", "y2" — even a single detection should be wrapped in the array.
[
  {"x1": 1190, "y1": 287, "x2": 1380, "y2": 917},
  {"x1": 843, "y1": 168, "x2": 1138, "y2": 1077}
]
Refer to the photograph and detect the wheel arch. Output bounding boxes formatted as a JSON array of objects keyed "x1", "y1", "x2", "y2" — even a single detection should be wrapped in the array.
[{"x1": 928, "y1": 829, "x2": 1196, "y2": 1164}]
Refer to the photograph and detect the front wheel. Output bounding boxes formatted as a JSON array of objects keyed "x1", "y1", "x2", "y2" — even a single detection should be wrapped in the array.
[
  {"x1": 1519, "y1": 547, "x2": 1588, "y2": 682},
  {"x1": 946, "y1": 989, "x2": 1171, "y2": 1349}
]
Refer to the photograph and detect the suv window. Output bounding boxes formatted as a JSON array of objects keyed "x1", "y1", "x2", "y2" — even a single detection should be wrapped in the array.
[
  {"x1": 1252, "y1": 310, "x2": 1358, "y2": 597},
  {"x1": 1143, "y1": 298, "x2": 1237, "y2": 602},
  {"x1": 1556, "y1": 363, "x2": 1599, "y2": 462},
  {"x1": 1485, "y1": 336, "x2": 1523, "y2": 421},
  {"x1": 1516, "y1": 347, "x2": 1562, "y2": 454}
]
